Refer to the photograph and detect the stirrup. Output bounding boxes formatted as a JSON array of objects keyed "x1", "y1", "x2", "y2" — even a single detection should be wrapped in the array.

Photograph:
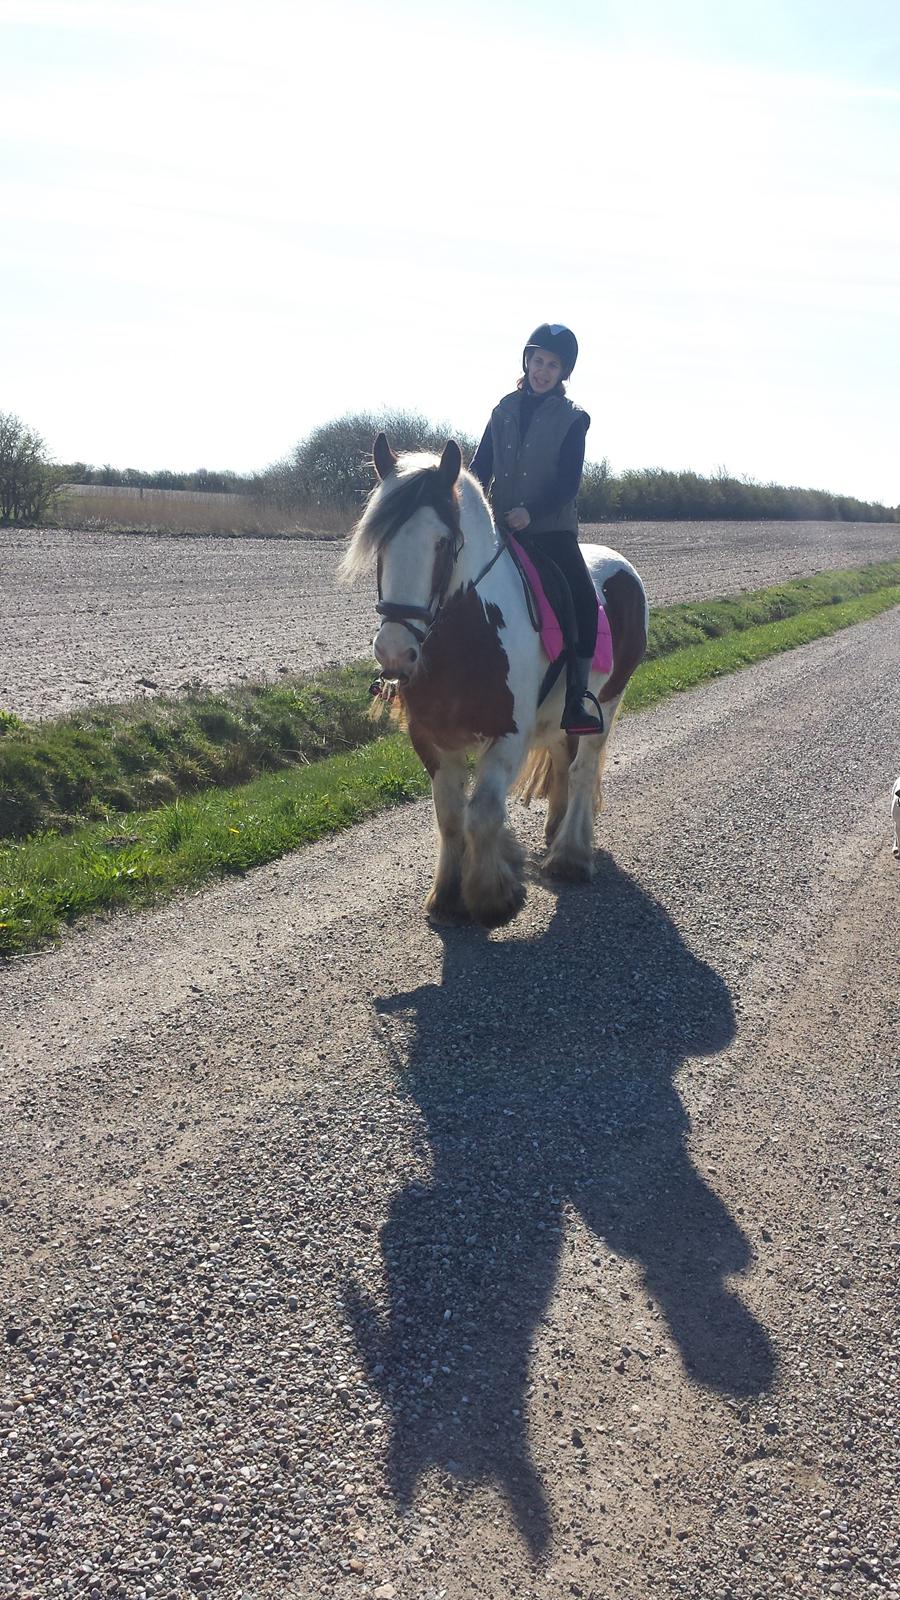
[{"x1": 562, "y1": 690, "x2": 604, "y2": 736}]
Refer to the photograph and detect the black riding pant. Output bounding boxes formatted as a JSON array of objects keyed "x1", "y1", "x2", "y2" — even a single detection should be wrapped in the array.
[{"x1": 527, "y1": 529, "x2": 598, "y2": 657}]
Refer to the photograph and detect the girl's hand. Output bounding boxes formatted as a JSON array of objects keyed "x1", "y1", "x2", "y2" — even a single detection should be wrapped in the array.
[{"x1": 506, "y1": 506, "x2": 531, "y2": 531}]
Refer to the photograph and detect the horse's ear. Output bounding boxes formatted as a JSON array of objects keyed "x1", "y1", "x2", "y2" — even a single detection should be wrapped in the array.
[
  {"x1": 438, "y1": 438, "x2": 462, "y2": 488},
  {"x1": 373, "y1": 432, "x2": 398, "y2": 481}
]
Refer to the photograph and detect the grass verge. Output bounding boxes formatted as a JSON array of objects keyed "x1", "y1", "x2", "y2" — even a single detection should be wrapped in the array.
[
  {"x1": 643, "y1": 559, "x2": 900, "y2": 658},
  {"x1": 1, "y1": 573, "x2": 898, "y2": 956},
  {"x1": 0, "y1": 664, "x2": 380, "y2": 842},
  {"x1": 0, "y1": 738, "x2": 427, "y2": 957},
  {"x1": 627, "y1": 583, "x2": 900, "y2": 712}
]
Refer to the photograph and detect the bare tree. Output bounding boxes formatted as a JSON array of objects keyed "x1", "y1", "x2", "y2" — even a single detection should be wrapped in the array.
[{"x1": 0, "y1": 412, "x2": 59, "y2": 523}]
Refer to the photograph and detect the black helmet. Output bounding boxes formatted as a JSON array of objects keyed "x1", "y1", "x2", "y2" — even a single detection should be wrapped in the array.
[{"x1": 523, "y1": 322, "x2": 578, "y2": 378}]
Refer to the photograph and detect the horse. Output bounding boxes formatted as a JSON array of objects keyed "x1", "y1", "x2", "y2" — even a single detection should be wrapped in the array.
[{"x1": 340, "y1": 433, "x2": 649, "y2": 926}]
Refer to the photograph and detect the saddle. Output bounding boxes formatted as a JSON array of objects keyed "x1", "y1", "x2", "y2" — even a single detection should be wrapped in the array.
[{"x1": 506, "y1": 534, "x2": 613, "y2": 705}]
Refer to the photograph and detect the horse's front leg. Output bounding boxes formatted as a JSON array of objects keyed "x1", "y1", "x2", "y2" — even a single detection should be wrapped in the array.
[
  {"x1": 462, "y1": 734, "x2": 528, "y2": 926},
  {"x1": 425, "y1": 751, "x2": 469, "y2": 918}
]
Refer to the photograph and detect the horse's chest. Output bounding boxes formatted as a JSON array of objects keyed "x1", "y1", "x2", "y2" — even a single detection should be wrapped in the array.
[{"x1": 402, "y1": 589, "x2": 517, "y2": 765}]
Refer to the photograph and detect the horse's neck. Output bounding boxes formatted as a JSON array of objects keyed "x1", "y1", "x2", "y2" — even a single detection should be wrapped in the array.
[{"x1": 452, "y1": 476, "x2": 502, "y2": 589}]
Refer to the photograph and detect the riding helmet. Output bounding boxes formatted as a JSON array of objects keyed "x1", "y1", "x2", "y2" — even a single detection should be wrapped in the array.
[{"x1": 522, "y1": 322, "x2": 579, "y2": 378}]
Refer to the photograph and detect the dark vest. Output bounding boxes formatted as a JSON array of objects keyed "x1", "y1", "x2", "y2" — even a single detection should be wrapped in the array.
[{"x1": 489, "y1": 390, "x2": 584, "y2": 536}]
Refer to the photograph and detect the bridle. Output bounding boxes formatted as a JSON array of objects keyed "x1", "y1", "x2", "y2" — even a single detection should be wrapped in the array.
[
  {"x1": 374, "y1": 515, "x2": 506, "y2": 653},
  {"x1": 365, "y1": 464, "x2": 544, "y2": 704},
  {"x1": 375, "y1": 524, "x2": 462, "y2": 648}
]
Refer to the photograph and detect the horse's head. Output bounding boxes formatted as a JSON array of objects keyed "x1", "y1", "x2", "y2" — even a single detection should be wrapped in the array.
[{"x1": 341, "y1": 433, "x2": 463, "y2": 683}]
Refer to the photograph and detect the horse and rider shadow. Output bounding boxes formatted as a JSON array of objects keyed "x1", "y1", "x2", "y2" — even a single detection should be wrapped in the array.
[{"x1": 345, "y1": 854, "x2": 776, "y2": 1555}]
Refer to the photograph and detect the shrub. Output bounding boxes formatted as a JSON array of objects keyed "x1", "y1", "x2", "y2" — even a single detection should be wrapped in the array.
[
  {"x1": 0, "y1": 412, "x2": 60, "y2": 524},
  {"x1": 255, "y1": 408, "x2": 477, "y2": 515}
]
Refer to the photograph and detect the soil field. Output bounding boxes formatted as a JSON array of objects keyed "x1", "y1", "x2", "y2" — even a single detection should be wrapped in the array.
[{"x1": 2, "y1": 519, "x2": 898, "y2": 721}]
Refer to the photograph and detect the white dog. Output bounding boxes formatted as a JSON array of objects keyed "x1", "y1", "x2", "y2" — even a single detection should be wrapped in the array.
[{"x1": 893, "y1": 776, "x2": 900, "y2": 859}]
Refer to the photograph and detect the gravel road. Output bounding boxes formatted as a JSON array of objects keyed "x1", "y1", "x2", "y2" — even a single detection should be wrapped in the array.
[
  {"x1": 2, "y1": 608, "x2": 898, "y2": 1599},
  {"x1": 2, "y1": 519, "x2": 897, "y2": 721}
]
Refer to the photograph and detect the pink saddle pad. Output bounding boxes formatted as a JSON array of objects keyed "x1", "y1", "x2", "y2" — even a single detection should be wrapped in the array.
[{"x1": 508, "y1": 535, "x2": 613, "y2": 674}]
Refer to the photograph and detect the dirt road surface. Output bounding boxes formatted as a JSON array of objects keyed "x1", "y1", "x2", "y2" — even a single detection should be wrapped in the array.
[
  {"x1": 2, "y1": 608, "x2": 898, "y2": 1599},
  {"x1": 2, "y1": 518, "x2": 897, "y2": 720}
]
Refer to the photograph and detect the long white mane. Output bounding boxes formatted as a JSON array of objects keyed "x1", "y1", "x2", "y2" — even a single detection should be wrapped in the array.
[{"x1": 340, "y1": 451, "x2": 455, "y2": 581}]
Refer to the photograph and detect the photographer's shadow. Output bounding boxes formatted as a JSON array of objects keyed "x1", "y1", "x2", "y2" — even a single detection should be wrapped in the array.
[{"x1": 346, "y1": 855, "x2": 775, "y2": 1555}]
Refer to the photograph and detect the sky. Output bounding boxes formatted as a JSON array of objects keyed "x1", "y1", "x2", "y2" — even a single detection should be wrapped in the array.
[{"x1": 2, "y1": 0, "x2": 900, "y2": 504}]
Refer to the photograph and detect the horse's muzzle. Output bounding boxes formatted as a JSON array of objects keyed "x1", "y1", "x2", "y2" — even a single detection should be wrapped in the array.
[{"x1": 373, "y1": 622, "x2": 421, "y2": 680}]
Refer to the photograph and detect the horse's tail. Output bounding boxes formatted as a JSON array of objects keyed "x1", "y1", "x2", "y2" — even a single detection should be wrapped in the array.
[
  {"x1": 512, "y1": 747, "x2": 555, "y2": 805},
  {"x1": 513, "y1": 702, "x2": 622, "y2": 810}
]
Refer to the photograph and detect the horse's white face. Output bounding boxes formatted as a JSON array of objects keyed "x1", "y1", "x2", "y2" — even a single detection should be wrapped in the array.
[{"x1": 373, "y1": 507, "x2": 449, "y2": 681}]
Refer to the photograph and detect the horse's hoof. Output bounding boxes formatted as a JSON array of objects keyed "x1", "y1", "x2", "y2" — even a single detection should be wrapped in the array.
[
  {"x1": 464, "y1": 877, "x2": 526, "y2": 927},
  {"x1": 543, "y1": 851, "x2": 594, "y2": 883},
  {"x1": 478, "y1": 891, "x2": 526, "y2": 928},
  {"x1": 425, "y1": 883, "x2": 467, "y2": 920},
  {"x1": 426, "y1": 899, "x2": 470, "y2": 923}
]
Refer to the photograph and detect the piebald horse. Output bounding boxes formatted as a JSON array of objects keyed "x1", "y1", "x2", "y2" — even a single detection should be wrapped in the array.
[{"x1": 341, "y1": 434, "x2": 648, "y2": 925}]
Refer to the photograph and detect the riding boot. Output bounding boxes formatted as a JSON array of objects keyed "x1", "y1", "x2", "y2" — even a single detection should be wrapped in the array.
[{"x1": 562, "y1": 654, "x2": 605, "y2": 736}]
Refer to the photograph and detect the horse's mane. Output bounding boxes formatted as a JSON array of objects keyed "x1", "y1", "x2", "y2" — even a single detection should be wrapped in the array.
[{"x1": 340, "y1": 452, "x2": 462, "y2": 580}]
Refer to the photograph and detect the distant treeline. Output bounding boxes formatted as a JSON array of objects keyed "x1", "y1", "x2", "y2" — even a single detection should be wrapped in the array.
[
  {"x1": 6, "y1": 402, "x2": 894, "y2": 527},
  {"x1": 251, "y1": 411, "x2": 899, "y2": 524},
  {"x1": 60, "y1": 462, "x2": 256, "y2": 495},
  {"x1": 576, "y1": 461, "x2": 897, "y2": 524}
]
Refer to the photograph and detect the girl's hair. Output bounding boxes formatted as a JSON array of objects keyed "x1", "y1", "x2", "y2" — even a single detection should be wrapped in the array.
[{"x1": 516, "y1": 375, "x2": 568, "y2": 395}]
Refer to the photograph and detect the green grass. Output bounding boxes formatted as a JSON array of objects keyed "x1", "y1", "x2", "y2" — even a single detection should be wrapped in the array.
[
  {"x1": 626, "y1": 583, "x2": 900, "y2": 712},
  {"x1": 0, "y1": 663, "x2": 380, "y2": 842},
  {"x1": 643, "y1": 559, "x2": 900, "y2": 659},
  {"x1": 1, "y1": 565, "x2": 898, "y2": 956},
  {"x1": 0, "y1": 737, "x2": 427, "y2": 957}
]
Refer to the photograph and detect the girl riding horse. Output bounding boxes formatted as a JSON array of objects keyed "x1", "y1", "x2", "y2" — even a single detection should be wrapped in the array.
[
  {"x1": 341, "y1": 417, "x2": 648, "y2": 925},
  {"x1": 469, "y1": 322, "x2": 604, "y2": 736}
]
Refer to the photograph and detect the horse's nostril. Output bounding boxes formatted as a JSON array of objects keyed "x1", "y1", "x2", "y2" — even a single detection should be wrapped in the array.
[{"x1": 407, "y1": 648, "x2": 418, "y2": 662}]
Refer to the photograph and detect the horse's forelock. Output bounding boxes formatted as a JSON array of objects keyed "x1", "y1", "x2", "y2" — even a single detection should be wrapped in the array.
[{"x1": 341, "y1": 453, "x2": 461, "y2": 579}]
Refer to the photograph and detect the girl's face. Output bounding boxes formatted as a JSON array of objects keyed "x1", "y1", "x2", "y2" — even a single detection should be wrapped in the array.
[{"x1": 526, "y1": 347, "x2": 564, "y2": 393}]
